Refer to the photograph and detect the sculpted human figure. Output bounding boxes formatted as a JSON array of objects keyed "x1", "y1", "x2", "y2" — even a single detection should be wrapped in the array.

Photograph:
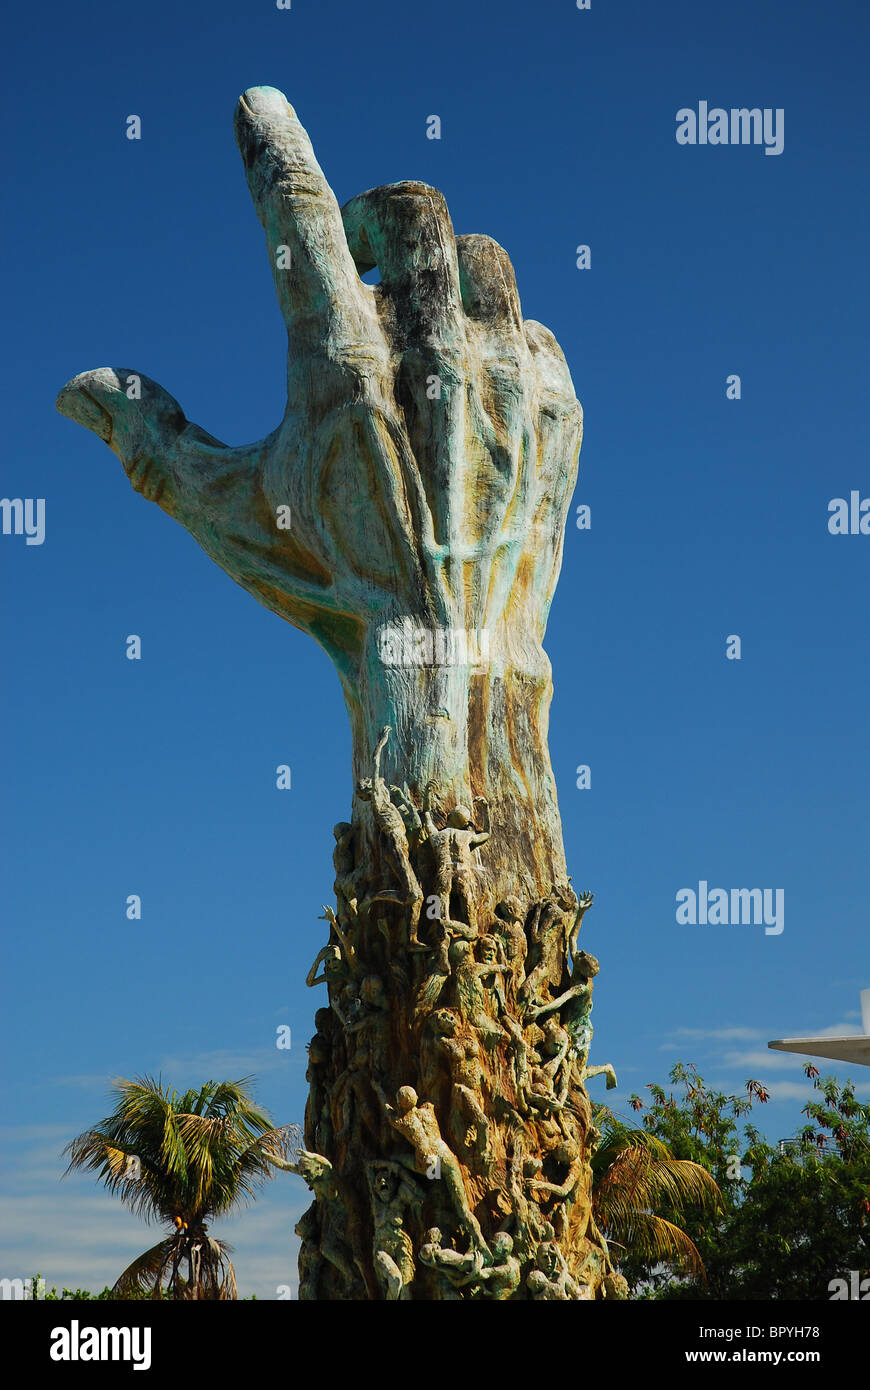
[
  {"x1": 581, "y1": 1061, "x2": 617, "y2": 1089},
  {"x1": 366, "y1": 1160, "x2": 423, "y2": 1300},
  {"x1": 505, "y1": 1019, "x2": 534, "y2": 1116},
  {"x1": 537, "y1": 1016, "x2": 573, "y2": 1105},
  {"x1": 346, "y1": 973, "x2": 391, "y2": 1068},
  {"x1": 389, "y1": 783, "x2": 424, "y2": 857},
  {"x1": 449, "y1": 937, "x2": 508, "y2": 1045},
  {"x1": 267, "y1": 1149, "x2": 357, "y2": 1290},
  {"x1": 305, "y1": 942, "x2": 349, "y2": 991},
  {"x1": 332, "y1": 821, "x2": 360, "y2": 916},
  {"x1": 429, "y1": 1008, "x2": 494, "y2": 1169},
  {"x1": 333, "y1": 1032, "x2": 377, "y2": 1154},
  {"x1": 357, "y1": 727, "x2": 425, "y2": 948},
  {"x1": 294, "y1": 1203, "x2": 322, "y2": 1301},
  {"x1": 346, "y1": 972, "x2": 389, "y2": 1029},
  {"x1": 476, "y1": 1232, "x2": 522, "y2": 1300},
  {"x1": 413, "y1": 950, "x2": 451, "y2": 1022},
  {"x1": 567, "y1": 888, "x2": 594, "y2": 958},
  {"x1": 412, "y1": 908, "x2": 482, "y2": 1022},
  {"x1": 527, "y1": 1237, "x2": 582, "y2": 1301},
  {"x1": 528, "y1": 948, "x2": 599, "y2": 1023},
  {"x1": 530, "y1": 948, "x2": 617, "y2": 1090},
  {"x1": 423, "y1": 781, "x2": 490, "y2": 938},
  {"x1": 493, "y1": 897, "x2": 528, "y2": 1000},
  {"x1": 333, "y1": 976, "x2": 390, "y2": 1157},
  {"x1": 318, "y1": 903, "x2": 361, "y2": 978},
  {"x1": 524, "y1": 1067, "x2": 562, "y2": 1118},
  {"x1": 522, "y1": 1017, "x2": 571, "y2": 1119},
  {"x1": 305, "y1": 942, "x2": 359, "y2": 1037},
  {"x1": 418, "y1": 1227, "x2": 483, "y2": 1298},
  {"x1": 528, "y1": 1138, "x2": 591, "y2": 1242},
  {"x1": 303, "y1": 1008, "x2": 334, "y2": 1152},
  {"x1": 377, "y1": 1084, "x2": 489, "y2": 1253},
  {"x1": 476, "y1": 933, "x2": 508, "y2": 1016},
  {"x1": 519, "y1": 887, "x2": 573, "y2": 1008},
  {"x1": 416, "y1": 901, "x2": 479, "y2": 1013},
  {"x1": 463, "y1": 931, "x2": 533, "y2": 1111}
]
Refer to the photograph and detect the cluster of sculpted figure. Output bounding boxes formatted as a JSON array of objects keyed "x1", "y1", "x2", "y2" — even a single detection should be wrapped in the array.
[{"x1": 285, "y1": 728, "x2": 621, "y2": 1299}]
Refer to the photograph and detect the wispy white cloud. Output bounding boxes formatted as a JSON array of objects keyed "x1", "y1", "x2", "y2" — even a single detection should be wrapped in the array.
[
  {"x1": 659, "y1": 1026, "x2": 764, "y2": 1048},
  {"x1": 764, "y1": 1079, "x2": 870, "y2": 1103},
  {"x1": 50, "y1": 1048, "x2": 306, "y2": 1096},
  {"x1": 717, "y1": 1024, "x2": 866, "y2": 1075},
  {"x1": 722, "y1": 1048, "x2": 808, "y2": 1071},
  {"x1": 0, "y1": 1124, "x2": 72, "y2": 1144},
  {"x1": 49, "y1": 1075, "x2": 120, "y2": 1091},
  {"x1": 679, "y1": 1027, "x2": 765, "y2": 1041},
  {"x1": 156, "y1": 1048, "x2": 304, "y2": 1080},
  {"x1": 789, "y1": 1021, "x2": 863, "y2": 1039},
  {"x1": 761, "y1": 1081, "x2": 820, "y2": 1103}
]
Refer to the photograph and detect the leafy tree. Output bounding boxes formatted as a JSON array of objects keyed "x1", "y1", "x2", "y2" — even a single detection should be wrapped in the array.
[
  {"x1": 620, "y1": 1062, "x2": 870, "y2": 1300},
  {"x1": 63, "y1": 1076, "x2": 295, "y2": 1300}
]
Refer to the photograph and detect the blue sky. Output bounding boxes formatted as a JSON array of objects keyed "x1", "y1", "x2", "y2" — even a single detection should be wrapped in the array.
[{"x1": 1, "y1": 0, "x2": 868, "y2": 1298}]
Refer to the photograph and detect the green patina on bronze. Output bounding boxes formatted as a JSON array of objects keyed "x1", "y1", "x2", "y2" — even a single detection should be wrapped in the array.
[{"x1": 58, "y1": 85, "x2": 620, "y2": 1300}]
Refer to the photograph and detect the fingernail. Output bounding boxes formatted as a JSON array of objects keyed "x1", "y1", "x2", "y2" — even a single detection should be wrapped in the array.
[{"x1": 241, "y1": 86, "x2": 290, "y2": 118}]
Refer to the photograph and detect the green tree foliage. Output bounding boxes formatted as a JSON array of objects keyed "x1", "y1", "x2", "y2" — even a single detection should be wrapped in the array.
[
  {"x1": 30, "y1": 1276, "x2": 257, "y2": 1300},
  {"x1": 34, "y1": 1277, "x2": 163, "y2": 1301},
  {"x1": 63, "y1": 1076, "x2": 296, "y2": 1300},
  {"x1": 590, "y1": 1115, "x2": 723, "y2": 1280},
  {"x1": 619, "y1": 1062, "x2": 870, "y2": 1300}
]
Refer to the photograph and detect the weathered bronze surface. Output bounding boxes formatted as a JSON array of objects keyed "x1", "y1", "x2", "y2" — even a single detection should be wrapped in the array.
[{"x1": 57, "y1": 86, "x2": 617, "y2": 1299}]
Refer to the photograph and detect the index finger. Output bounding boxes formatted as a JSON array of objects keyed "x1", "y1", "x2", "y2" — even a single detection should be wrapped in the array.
[{"x1": 234, "y1": 86, "x2": 369, "y2": 345}]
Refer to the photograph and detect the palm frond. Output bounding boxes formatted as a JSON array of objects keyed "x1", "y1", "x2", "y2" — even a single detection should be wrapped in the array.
[
  {"x1": 604, "y1": 1211, "x2": 708, "y2": 1278},
  {"x1": 219, "y1": 1259, "x2": 237, "y2": 1301},
  {"x1": 596, "y1": 1146, "x2": 721, "y2": 1218},
  {"x1": 591, "y1": 1116, "x2": 724, "y2": 1283},
  {"x1": 112, "y1": 1237, "x2": 176, "y2": 1297}
]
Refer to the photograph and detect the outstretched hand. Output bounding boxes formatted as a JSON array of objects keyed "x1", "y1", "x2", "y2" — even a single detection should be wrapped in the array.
[{"x1": 57, "y1": 86, "x2": 582, "y2": 665}]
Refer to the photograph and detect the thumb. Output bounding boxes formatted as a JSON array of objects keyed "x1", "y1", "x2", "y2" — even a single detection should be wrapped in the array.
[{"x1": 56, "y1": 367, "x2": 206, "y2": 508}]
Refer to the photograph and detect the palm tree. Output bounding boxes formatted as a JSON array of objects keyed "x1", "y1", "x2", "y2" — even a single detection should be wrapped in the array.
[
  {"x1": 63, "y1": 1076, "x2": 297, "y2": 1299},
  {"x1": 591, "y1": 1114, "x2": 723, "y2": 1285}
]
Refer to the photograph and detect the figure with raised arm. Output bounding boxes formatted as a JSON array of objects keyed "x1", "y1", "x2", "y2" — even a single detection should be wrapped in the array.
[{"x1": 356, "y1": 726, "x2": 425, "y2": 949}]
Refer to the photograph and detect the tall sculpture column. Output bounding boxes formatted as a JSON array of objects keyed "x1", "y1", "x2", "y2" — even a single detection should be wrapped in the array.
[{"x1": 58, "y1": 86, "x2": 620, "y2": 1300}]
